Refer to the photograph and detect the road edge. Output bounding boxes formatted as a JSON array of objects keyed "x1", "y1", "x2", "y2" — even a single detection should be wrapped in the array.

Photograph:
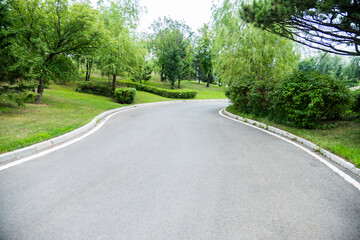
[
  {"x1": 221, "y1": 108, "x2": 360, "y2": 178},
  {"x1": 0, "y1": 99, "x2": 228, "y2": 165}
]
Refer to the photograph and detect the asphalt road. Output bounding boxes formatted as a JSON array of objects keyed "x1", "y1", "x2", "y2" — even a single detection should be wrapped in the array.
[{"x1": 0, "y1": 101, "x2": 359, "y2": 240}]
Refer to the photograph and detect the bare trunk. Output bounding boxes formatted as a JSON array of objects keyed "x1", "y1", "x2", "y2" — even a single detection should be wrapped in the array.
[
  {"x1": 178, "y1": 79, "x2": 180, "y2": 88},
  {"x1": 206, "y1": 74, "x2": 210, "y2": 88}
]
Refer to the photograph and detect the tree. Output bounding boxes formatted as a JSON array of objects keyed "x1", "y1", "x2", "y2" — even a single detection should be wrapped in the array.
[
  {"x1": 240, "y1": 0, "x2": 360, "y2": 56},
  {"x1": 97, "y1": 0, "x2": 146, "y2": 92},
  {"x1": 212, "y1": 0, "x2": 299, "y2": 115},
  {"x1": 197, "y1": 24, "x2": 213, "y2": 87},
  {"x1": 149, "y1": 17, "x2": 193, "y2": 89},
  {"x1": 6, "y1": 0, "x2": 103, "y2": 103}
]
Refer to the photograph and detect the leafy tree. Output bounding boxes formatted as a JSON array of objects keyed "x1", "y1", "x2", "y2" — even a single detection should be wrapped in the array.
[
  {"x1": 6, "y1": 0, "x2": 103, "y2": 103},
  {"x1": 212, "y1": 0, "x2": 299, "y2": 115},
  {"x1": 97, "y1": 0, "x2": 146, "y2": 92},
  {"x1": 197, "y1": 24, "x2": 213, "y2": 87},
  {"x1": 240, "y1": 0, "x2": 360, "y2": 56},
  {"x1": 149, "y1": 17, "x2": 193, "y2": 89}
]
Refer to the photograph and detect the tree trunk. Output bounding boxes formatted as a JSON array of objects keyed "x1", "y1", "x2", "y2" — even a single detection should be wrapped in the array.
[
  {"x1": 178, "y1": 79, "x2": 181, "y2": 88},
  {"x1": 206, "y1": 74, "x2": 210, "y2": 88},
  {"x1": 85, "y1": 59, "x2": 93, "y2": 81},
  {"x1": 112, "y1": 74, "x2": 117, "y2": 93},
  {"x1": 35, "y1": 77, "x2": 45, "y2": 104}
]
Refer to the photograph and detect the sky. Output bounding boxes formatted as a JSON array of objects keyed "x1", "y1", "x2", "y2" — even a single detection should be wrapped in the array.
[{"x1": 138, "y1": 0, "x2": 214, "y2": 33}]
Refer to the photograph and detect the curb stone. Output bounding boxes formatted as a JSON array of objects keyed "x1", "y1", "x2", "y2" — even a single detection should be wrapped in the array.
[
  {"x1": 0, "y1": 99, "x2": 229, "y2": 165},
  {"x1": 222, "y1": 109, "x2": 360, "y2": 177}
]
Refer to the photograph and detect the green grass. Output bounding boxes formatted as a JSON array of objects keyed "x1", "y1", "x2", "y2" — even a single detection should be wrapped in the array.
[
  {"x1": 144, "y1": 75, "x2": 226, "y2": 99},
  {"x1": 226, "y1": 105, "x2": 360, "y2": 167},
  {"x1": 0, "y1": 84, "x2": 171, "y2": 154}
]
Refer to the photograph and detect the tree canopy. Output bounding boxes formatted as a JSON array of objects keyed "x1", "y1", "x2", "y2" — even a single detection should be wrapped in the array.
[
  {"x1": 4, "y1": 0, "x2": 103, "y2": 103},
  {"x1": 240, "y1": 0, "x2": 360, "y2": 56}
]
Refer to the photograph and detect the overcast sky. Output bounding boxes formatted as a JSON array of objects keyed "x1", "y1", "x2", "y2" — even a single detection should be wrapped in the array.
[{"x1": 138, "y1": 0, "x2": 214, "y2": 33}]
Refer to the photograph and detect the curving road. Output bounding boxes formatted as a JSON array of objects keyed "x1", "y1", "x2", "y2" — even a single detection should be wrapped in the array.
[{"x1": 0, "y1": 101, "x2": 359, "y2": 240}]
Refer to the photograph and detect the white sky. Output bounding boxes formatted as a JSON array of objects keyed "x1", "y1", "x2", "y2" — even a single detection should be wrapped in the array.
[{"x1": 138, "y1": 0, "x2": 214, "y2": 33}]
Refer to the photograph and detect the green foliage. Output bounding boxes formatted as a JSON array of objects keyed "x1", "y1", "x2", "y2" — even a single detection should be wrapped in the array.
[
  {"x1": 353, "y1": 90, "x2": 360, "y2": 114},
  {"x1": 119, "y1": 80, "x2": 197, "y2": 99},
  {"x1": 240, "y1": 0, "x2": 360, "y2": 56},
  {"x1": 272, "y1": 71, "x2": 352, "y2": 128},
  {"x1": 213, "y1": 0, "x2": 298, "y2": 116},
  {"x1": 149, "y1": 17, "x2": 194, "y2": 88},
  {"x1": 4, "y1": 0, "x2": 103, "y2": 103},
  {"x1": 0, "y1": 83, "x2": 37, "y2": 94},
  {"x1": 76, "y1": 82, "x2": 112, "y2": 97},
  {"x1": 114, "y1": 88, "x2": 136, "y2": 104},
  {"x1": 196, "y1": 24, "x2": 213, "y2": 87},
  {"x1": 98, "y1": 0, "x2": 146, "y2": 92}
]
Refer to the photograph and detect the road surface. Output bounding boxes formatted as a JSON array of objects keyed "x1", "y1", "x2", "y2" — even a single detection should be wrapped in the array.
[{"x1": 0, "y1": 101, "x2": 359, "y2": 239}]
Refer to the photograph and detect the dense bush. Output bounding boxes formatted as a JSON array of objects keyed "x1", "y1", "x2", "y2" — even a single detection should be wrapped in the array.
[
  {"x1": 119, "y1": 80, "x2": 197, "y2": 99},
  {"x1": 353, "y1": 90, "x2": 360, "y2": 114},
  {"x1": 226, "y1": 74, "x2": 274, "y2": 116},
  {"x1": 76, "y1": 82, "x2": 112, "y2": 97},
  {"x1": 272, "y1": 71, "x2": 352, "y2": 128},
  {"x1": 114, "y1": 88, "x2": 136, "y2": 104}
]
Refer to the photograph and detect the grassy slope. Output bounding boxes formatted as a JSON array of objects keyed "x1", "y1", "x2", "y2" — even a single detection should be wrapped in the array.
[
  {"x1": 0, "y1": 85, "x2": 171, "y2": 153},
  {"x1": 227, "y1": 105, "x2": 360, "y2": 167}
]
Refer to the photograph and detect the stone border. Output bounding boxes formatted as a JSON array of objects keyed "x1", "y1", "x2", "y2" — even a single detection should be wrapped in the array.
[
  {"x1": 222, "y1": 108, "x2": 360, "y2": 177},
  {"x1": 0, "y1": 99, "x2": 228, "y2": 165}
]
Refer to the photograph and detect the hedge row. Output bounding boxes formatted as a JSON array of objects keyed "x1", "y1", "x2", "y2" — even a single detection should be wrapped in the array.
[
  {"x1": 119, "y1": 80, "x2": 197, "y2": 99},
  {"x1": 114, "y1": 88, "x2": 136, "y2": 104},
  {"x1": 0, "y1": 83, "x2": 38, "y2": 94},
  {"x1": 76, "y1": 82, "x2": 113, "y2": 97}
]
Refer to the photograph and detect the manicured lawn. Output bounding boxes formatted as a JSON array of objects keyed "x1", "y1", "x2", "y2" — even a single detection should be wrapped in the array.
[
  {"x1": 145, "y1": 75, "x2": 226, "y2": 99},
  {"x1": 0, "y1": 85, "x2": 171, "y2": 154},
  {"x1": 226, "y1": 105, "x2": 360, "y2": 167}
]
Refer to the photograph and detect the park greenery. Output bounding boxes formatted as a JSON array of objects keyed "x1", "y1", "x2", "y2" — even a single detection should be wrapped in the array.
[{"x1": 0, "y1": 0, "x2": 360, "y2": 165}]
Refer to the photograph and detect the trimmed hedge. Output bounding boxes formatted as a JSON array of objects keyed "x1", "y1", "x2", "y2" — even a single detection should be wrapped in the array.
[
  {"x1": 119, "y1": 80, "x2": 197, "y2": 99},
  {"x1": 76, "y1": 82, "x2": 112, "y2": 97},
  {"x1": 114, "y1": 88, "x2": 136, "y2": 104}
]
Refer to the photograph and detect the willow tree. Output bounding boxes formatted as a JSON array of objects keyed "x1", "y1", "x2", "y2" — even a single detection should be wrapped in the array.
[
  {"x1": 97, "y1": 0, "x2": 146, "y2": 92},
  {"x1": 212, "y1": 0, "x2": 299, "y2": 114}
]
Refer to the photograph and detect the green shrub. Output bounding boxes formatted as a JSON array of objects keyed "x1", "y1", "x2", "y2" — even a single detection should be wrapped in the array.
[
  {"x1": 226, "y1": 75, "x2": 274, "y2": 116},
  {"x1": 114, "y1": 88, "x2": 136, "y2": 104},
  {"x1": 0, "y1": 83, "x2": 38, "y2": 94},
  {"x1": 119, "y1": 80, "x2": 197, "y2": 99},
  {"x1": 272, "y1": 71, "x2": 352, "y2": 128},
  {"x1": 352, "y1": 89, "x2": 360, "y2": 114},
  {"x1": 76, "y1": 82, "x2": 112, "y2": 97}
]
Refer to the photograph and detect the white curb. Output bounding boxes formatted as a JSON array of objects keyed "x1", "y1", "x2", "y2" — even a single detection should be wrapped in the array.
[{"x1": 222, "y1": 109, "x2": 360, "y2": 177}]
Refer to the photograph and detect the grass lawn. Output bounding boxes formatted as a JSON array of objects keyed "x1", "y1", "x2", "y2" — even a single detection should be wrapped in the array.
[
  {"x1": 0, "y1": 84, "x2": 171, "y2": 154},
  {"x1": 226, "y1": 105, "x2": 360, "y2": 167},
  {"x1": 143, "y1": 75, "x2": 226, "y2": 99}
]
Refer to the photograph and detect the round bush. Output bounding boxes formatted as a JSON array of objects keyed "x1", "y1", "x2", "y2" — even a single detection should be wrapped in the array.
[{"x1": 272, "y1": 71, "x2": 352, "y2": 128}]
